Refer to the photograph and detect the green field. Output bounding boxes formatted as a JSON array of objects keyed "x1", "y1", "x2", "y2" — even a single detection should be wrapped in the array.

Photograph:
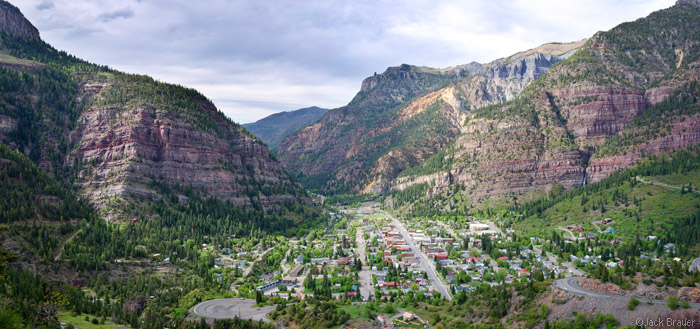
[
  {"x1": 58, "y1": 311, "x2": 128, "y2": 329},
  {"x1": 0, "y1": 51, "x2": 43, "y2": 67}
]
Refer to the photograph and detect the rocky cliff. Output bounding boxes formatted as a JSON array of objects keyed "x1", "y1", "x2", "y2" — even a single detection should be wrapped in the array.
[
  {"x1": 390, "y1": 1, "x2": 700, "y2": 210},
  {"x1": 0, "y1": 1, "x2": 39, "y2": 39},
  {"x1": 0, "y1": 5, "x2": 311, "y2": 222},
  {"x1": 278, "y1": 42, "x2": 584, "y2": 194}
]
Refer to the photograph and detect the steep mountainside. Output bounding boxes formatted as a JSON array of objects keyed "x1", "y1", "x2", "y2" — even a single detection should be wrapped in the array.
[
  {"x1": 243, "y1": 106, "x2": 328, "y2": 150},
  {"x1": 278, "y1": 41, "x2": 584, "y2": 194},
  {"x1": 0, "y1": 5, "x2": 311, "y2": 222},
  {"x1": 511, "y1": 144, "x2": 700, "y2": 253},
  {"x1": 0, "y1": 1, "x2": 38, "y2": 39},
  {"x1": 391, "y1": 0, "x2": 700, "y2": 213}
]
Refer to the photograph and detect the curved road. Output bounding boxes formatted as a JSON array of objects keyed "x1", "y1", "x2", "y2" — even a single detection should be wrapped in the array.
[
  {"x1": 191, "y1": 298, "x2": 275, "y2": 321},
  {"x1": 690, "y1": 257, "x2": 700, "y2": 273},
  {"x1": 553, "y1": 277, "x2": 700, "y2": 308}
]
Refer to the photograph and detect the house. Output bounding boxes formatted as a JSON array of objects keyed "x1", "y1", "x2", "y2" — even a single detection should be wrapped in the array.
[
  {"x1": 311, "y1": 257, "x2": 330, "y2": 264},
  {"x1": 282, "y1": 277, "x2": 298, "y2": 286},
  {"x1": 602, "y1": 218, "x2": 613, "y2": 224},
  {"x1": 604, "y1": 227, "x2": 616, "y2": 234},
  {"x1": 434, "y1": 253, "x2": 448, "y2": 261},
  {"x1": 295, "y1": 255, "x2": 305, "y2": 264},
  {"x1": 289, "y1": 264, "x2": 304, "y2": 277},
  {"x1": 402, "y1": 312, "x2": 418, "y2": 321},
  {"x1": 337, "y1": 257, "x2": 353, "y2": 266}
]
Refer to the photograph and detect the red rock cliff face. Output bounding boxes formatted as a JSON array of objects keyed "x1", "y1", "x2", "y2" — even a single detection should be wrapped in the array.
[
  {"x1": 390, "y1": 2, "x2": 700, "y2": 206},
  {"x1": 68, "y1": 80, "x2": 305, "y2": 221}
]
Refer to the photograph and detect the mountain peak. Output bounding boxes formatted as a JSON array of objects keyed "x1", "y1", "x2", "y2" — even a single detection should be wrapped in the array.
[
  {"x1": 677, "y1": 0, "x2": 700, "y2": 8},
  {"x1": 0, "y1": 0, "x2": 40, "y2": 39}
]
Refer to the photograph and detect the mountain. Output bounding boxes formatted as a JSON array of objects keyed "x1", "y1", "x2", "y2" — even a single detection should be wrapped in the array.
[
  {"x1": 0, "y1": 1, "x2": 38, "y2": 39},
  {"x1": 390, "y1": 0, "x2": 700, "y2": 213},
  {"x1": 277, "y1": 41, "x2": 585, "y2": 194},
  {"x1": 243, "y1": 106, "x2": 328, "y2": 150},
  {"x1": 0, "y1": 3, "x2": 312, "y2": 223}
]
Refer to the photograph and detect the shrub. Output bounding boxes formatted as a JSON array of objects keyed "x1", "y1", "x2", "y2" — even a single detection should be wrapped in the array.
[
  {"x1": 668, "y1": 296, "x2": 680, "y2": 310},
  {"x1": 628, "y1": 297, "x2": 639, "y2": 310}
]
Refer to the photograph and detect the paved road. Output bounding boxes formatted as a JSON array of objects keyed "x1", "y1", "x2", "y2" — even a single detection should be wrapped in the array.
[
  {"x1": 243, "y1": 247, "x2": 274, "y2": 277},
  {"x1": 556, "y1": 226, "x2": 579, "y2": 241},
  {"x1": 486, "y1": 221, "x2": 502, "y2": 234},
  {"x1": 191, "y1": 298, "x2": 276, "y2": 321},
  {"x1": 279, "y1": 248, "x2": 291, "y2": 276},
  {"x1": 381, "y1": 210, "x2": 452, "y2": 301},
  {"x1": 691, "y1": 257, "x2": 700, "y2": 273},
  {"x1": 355, "y1": 223, "x2": 373, "y2": 300},
  {"x1": 553, "y1": 277, "x2": 700, "y2": 308}
]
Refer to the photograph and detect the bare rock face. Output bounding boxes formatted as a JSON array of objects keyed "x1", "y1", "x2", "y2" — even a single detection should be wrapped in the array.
[
  {"x1": 0, "y1": 1, "x2": 39, "y2": 39},
  {"x1": 278, "y1": 42, "x2": 581, "y2": 194},
  {"x1": 66, "y1": 78, "x2": 305, "y2": 221},
  {"x1": 390, "y1": 2, "x2": 700, "y2": 206}
]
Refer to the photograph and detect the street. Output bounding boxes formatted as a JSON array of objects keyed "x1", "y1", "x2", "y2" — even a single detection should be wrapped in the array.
[
  {"x1": 381, "y1": 210, "x2": 452, "y2": 301},
  {"x1": 355, "y1": 224, "x2": 373, "y2": 300}
]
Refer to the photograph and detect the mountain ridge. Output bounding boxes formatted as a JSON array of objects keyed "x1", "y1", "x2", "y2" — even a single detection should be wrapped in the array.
[
  {"x1": 0, "y1": 4, "x2": 313, "y2": 223},
  {"x1": 389, "y1": 0, "x2": 700, "y2": 212},
  {"x1": 277, "y1": 41, "x2": 586, "y2": 194},
  {"x1": 243, "y1": 106, "x2": 328, "y2": 150}
]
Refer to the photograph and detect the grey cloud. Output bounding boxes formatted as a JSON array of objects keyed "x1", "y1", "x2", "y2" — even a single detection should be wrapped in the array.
[
  {"x1": 14, "y1": 0, "x2": 676, "y2": 123},
  {"x1": 35, "y1": 1, "x2": 54, "y2": 10},
  {"x1": 98, "y1": 8, "x2": 134, "y2": 22}
]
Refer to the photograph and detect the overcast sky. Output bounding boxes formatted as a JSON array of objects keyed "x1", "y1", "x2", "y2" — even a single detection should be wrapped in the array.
[{"x1": 15, "y1": 0, "x2": 674, "y2": 124}]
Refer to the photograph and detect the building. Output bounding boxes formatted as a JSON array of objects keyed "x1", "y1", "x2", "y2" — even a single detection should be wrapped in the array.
[
  {"x1": 281, "y1": 277, "x2": 298, "y2": 286},
  {"x1": 434, "y1": 254, "x2": 448, "y2": 261},
  {"x1": 469, "y1": 223, "x2": 490, "y2": 231},
  {"x1": 256, "y1": 280, "x2": 281, "y2": 291}
]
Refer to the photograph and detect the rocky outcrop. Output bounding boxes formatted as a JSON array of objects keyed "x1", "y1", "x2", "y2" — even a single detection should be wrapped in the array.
[
  {"x1": 0, "y1": 1, "x2": 39, "y2": 39},
  {"x1": 390, "y1": 2, "x2": 700, "y2": 206},
  {"x1": 278, "y1": 42, "x2": 584, "y2": 194},
  {"x1": 68, "y1": 79, "x2": 305, "y2": 220},
  {"x1": 588, "y1": 114, "x2": 700, "y2": 182}
]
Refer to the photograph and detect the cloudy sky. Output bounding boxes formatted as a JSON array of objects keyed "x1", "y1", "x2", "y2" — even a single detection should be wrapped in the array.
[{"x1": 15, "y1": 0, "x2": 674, "y2": 124}]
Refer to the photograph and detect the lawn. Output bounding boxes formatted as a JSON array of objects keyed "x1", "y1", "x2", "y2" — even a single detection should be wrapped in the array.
[
  {"x1": 58, "y1": 311, "x2": 128, "y2": 329},
  {"x1": 339, "y1": 304, "x2": 370, "y2": 320}
]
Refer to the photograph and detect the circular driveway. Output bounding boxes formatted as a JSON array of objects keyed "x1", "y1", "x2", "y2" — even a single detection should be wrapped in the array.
[{"x1": 191, "y1": 298, "x2": 276, "y2": 322}]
